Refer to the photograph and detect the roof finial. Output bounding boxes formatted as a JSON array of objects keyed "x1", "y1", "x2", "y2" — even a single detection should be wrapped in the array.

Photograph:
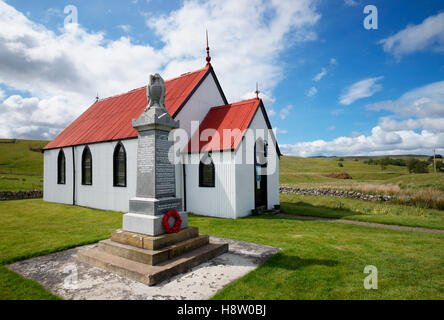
[
  {"x1": 95, "y1": 92, "x2": 99, "y2": 102},
  {"x1": 206, "y1": 29, "x2": 211, "y2": 67},
  {"x1": 255, "y1": 82, "x2": 260, "y2": 100}
]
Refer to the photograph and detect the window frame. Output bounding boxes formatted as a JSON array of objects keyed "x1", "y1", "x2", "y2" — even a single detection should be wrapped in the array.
[
  {"x1": 199, "y1": 155, "x2": 215, "y2": 188},
  {"x1": 57, "y1": 149, "x2": 66, "y2": 185},
  {"x1": 81, "y1": 146, "x2": 93, "y2": 186},
  {"x1": 113, "y1": 142, "x2": 127, "y2": 187}
]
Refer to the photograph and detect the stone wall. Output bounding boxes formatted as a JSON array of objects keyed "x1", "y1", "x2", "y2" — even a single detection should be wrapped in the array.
[
  {"x1": 0, "y1": 190, "x2": 43, "y2": 201},
  {"x1": 279, "y1": 186, "x2": 393, "y2": 202}
]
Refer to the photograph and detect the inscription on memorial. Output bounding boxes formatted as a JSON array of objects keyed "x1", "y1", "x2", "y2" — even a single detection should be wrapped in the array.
[
  {"x1": 155, "y1": 131, "x2": 176, "y2": 197},
  {"x1": 137, "y1": 132, "x2": 155, "y2": 174}
]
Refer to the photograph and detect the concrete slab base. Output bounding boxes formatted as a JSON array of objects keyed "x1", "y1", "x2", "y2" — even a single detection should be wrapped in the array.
[
  {"x1": 77, "y1": 240, "x2": 227, "y2": 286},
  {"x1": 8, "y1": 237, "x2": 281, "y2": 300}
]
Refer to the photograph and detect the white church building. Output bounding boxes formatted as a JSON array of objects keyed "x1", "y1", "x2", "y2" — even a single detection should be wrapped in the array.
[{"x1": 43, "y1": 51, "x2": 281, "y2": 219}]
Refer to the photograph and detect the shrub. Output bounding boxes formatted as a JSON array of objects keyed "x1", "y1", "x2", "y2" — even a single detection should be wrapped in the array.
[
  {"x1": 436, "y1": 160, "x2": 444, "y2": 172},
  {"x1": 338, "y1": 162, "x2": 344, "y2": 167},
  {"x1": 379, "y1": 156, "x2": 390, "y2": 171},
  {"x1": 364, "y1": 157, "x2": 406, "y2": 167},
  {"x1": 407, "y1": 158, "x2": 429, "y2": 174}
]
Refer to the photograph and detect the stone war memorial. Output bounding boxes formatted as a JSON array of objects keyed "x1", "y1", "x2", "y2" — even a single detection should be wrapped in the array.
[{"x1": 78, "y1": 74, "x2": 228, "y2": 286}]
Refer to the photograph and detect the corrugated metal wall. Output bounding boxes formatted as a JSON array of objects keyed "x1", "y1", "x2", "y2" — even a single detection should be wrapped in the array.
[{"x1": 184, "y1": 152, "x2": 236, "y2": 219}]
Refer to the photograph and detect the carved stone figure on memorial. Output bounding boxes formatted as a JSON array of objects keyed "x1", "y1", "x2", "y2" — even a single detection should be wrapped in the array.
[{"x1": 145, "y1": 73, "x2": 166, "y2": 112}]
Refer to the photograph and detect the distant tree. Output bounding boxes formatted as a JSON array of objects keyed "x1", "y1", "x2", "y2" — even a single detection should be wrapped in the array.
[
  {"x1": 379, "y1": 156, "x2": 390, "y2": 171},
  {"x1": 338, "y1": 158, "x2": 344, "y2": 162},
  {"x1": 436, "y1": 160, "x2": 443, "y2": 172},
  {"x1": 428, "y1": 154, "x2": 443, "y2": 164},
  {"x1": 407, "y1": 158, "x2": 429, "y2": 174},
  {"x1": 414, "y1": 161, "x2": 429, "y2": 173},
  {"x1": 407, "y1": 158, "x2": 417, "y2": 173}
]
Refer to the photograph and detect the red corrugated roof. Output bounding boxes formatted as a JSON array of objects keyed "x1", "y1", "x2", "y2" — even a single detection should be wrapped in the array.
[
  {"x1": 186, "y1": 98, "x2": 261, "y2": 153},
  {"x1": 44, "y1": 66, "x2": 210, "y2": 150}
]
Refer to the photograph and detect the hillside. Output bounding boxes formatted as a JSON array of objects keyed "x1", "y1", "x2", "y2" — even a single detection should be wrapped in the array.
[
  {"x1": 0, "y1": 139, "x2": 48, "y2": 191},
  {"x1": 280, "y1": 155, "x2": 444, "y2": 190}
]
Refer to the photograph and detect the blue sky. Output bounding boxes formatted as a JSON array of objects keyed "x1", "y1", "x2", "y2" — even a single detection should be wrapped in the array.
[{"x1": 0, "y1": 0, "x2": 443, "y2": 156}]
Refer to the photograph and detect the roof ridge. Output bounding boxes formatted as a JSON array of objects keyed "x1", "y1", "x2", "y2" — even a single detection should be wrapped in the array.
[
  {"x1": 210, "y1": 98, "x2": 260, "y2": 110},
  {"x1": 97, "y1": 86, "x2": 146, "y2": 103},
  {"x1": 96, "y1": 66, "x2": 209, "y2": 103},
  {"x1": 166, "y1": 66, "x2": 209, "y2": 82}
]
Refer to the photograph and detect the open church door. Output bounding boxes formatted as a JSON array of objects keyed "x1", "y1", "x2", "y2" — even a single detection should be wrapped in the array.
[{"x1": 254, "y1": 138, "x2": 268, "y2": 209}]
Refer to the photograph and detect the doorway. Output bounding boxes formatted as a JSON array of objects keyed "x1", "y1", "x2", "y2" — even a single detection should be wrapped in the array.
[{"x1": 254, "y1": 138, "x2": 268, "y2": 209}]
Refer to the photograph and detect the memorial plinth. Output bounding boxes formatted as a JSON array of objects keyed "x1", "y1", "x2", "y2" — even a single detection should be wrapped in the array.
[
  {"x1": 77, "y1": 227, "x2": 228, "y2": 286},
  {"x1": 77, "y1": 74, "x2": 228, "y2": 286}
]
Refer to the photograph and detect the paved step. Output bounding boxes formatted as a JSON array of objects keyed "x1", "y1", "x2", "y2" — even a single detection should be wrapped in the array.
[
  {"x1": 98, "y1": 235, "x2": 210, "y2": 265},
  {"x1": 77, "y1": 241, "x2": 229, "y2": 286},
  {"x1": 111, "y1": 227, "x2": 199, "y2": 250}
]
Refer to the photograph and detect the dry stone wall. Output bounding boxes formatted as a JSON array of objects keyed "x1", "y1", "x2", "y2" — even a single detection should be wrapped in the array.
[
  {"x1": 280, "y1": 186, "x2": 393, "y2": 202},
  {"x1": 0, "y1": 190, "x2": 43, "y2": 201}
]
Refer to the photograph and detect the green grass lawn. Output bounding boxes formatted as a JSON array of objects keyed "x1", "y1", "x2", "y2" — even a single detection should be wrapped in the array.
[
  {"x1": 0, "y1": 199, "x2": 123, "y2": 299},
  {"x1": 280, "y1": 194, "x2": 444, "y2": 230},
  {"x1": 1, "y1": 199, "x2": 443, "y2": 300}
]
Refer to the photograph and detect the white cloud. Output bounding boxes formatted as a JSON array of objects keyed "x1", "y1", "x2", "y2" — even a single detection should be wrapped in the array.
[
  {"x1": 0, "y1": 88, "x2": 4, "y2": 101},
  {"x1": 279, "y1": 105, "x2": 293, "y2": 120},
  {"x1": 367, "y1": 80, "x2": 444, "y2": 118},
  {"x1": 330, "y1": 58, "x2": 338, "y2": 65},
  {"x1": 331, "y1": 109, "x2": 343, "y2": 116},
  {"x1": 339, "y1": 76, "x2": 383, "y2": 105},
  {"x1": 0, "y1": 0, "x2": 320, "y2": 139},
  {"x1": 344, "y1": 0, "x2": 359, "y2": 6},
  {"x1": 306, "y1": 86, "x2": 317, "y2": 97},
  {"x1": 118, "y1": 25, "x2": 131, "y2": 33},
  {"x1": 327, "y1": 126, "x2": 335, "y2": 131},
  {"x1": 282, "y1": 80, "x2": 444, "y2": 156},
  {"x1": 268, "y1": 108, "x2": 276, "y2": 117},
  {"x1": 312, "y1": 67, "x2": 327, "y2": 82},
  {"x1": 380, "y1": 12, "x2": 444, "y2": 59},
  {"x1": 281, "y1": 127, "x2": 443, "y2": 157},
  {"x1": 275, "y1": 127, "x2": 287, "y2": 134},
  {"x1": 147, "y1": 0, "x2": 320, "y2": 100}
]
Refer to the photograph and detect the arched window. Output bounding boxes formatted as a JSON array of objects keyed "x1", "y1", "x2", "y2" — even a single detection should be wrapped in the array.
[
  {"x1": 82, "y1": 146, "x2": 92, "y2": 185},
  {"x1": 57, "y1": 149, "x2": 66, "y2": 184},
  {"x1": 199, "y1": 154, "x2": 215, "y2": 188},
  {"x1": 113, "y1": 142, "x2": 127, "y2": 187}
]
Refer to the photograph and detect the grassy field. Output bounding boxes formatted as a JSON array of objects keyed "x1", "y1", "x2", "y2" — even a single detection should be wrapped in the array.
[
  {"x1": 280, "y1": 156, "x2": 444, "y2": 210},
  {"x1": 0, "y1": 139, "x2": 47, "y2": 191},
  {"x1": 0, "y1": 199, "x2": 443, "y2": 300},
  {"x1": 280, "y1": 155, "x2": 442, "y2": 188}
]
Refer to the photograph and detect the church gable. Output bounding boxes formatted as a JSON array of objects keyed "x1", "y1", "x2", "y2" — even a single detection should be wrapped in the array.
[{"x1": 43, "y1": 66, "x2": 214, "y2": 150}]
